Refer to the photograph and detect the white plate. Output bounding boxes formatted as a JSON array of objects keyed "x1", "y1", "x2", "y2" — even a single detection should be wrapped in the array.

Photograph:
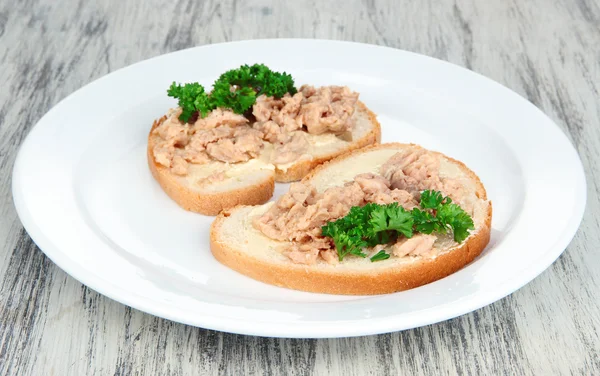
[{"x1": 12, "y1": 39, "x2": 586, "y2": 338}]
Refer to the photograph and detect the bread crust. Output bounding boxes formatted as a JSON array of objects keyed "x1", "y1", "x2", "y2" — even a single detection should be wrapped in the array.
[
  {"x1": 209, "y1": 143, "x2": 492, "y2": 295},
  {"x1": 147, "y1": 116, "x2": 274, "y2": 216},
  {"x1": 147, "y1": 101, "x2": 381, "y2": 214}
]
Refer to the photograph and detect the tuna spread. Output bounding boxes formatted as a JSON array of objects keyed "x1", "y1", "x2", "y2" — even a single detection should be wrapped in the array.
[
  {"x1": 152, "y1": 85, "x2": 360, "y2": 177},
  {"x1": 253, "y1": 148, "x2": 479, "y2": 265}
]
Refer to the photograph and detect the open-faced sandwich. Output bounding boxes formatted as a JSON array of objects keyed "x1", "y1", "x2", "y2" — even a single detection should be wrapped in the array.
[
  {"x1": 210, "y1": 143, "x2": 492, "y2": 295},
  {"x1": 147, "y1": 64, "x2": 381, "y2": 215}
]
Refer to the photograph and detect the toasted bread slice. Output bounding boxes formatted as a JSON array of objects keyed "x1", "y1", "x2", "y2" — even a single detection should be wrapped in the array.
[
  {"x1": 148, "y1": 102, "x2": 381, "y2": 215},
  {"x1": 210, "y1": 143, "x2": 492, "y2": 295}
]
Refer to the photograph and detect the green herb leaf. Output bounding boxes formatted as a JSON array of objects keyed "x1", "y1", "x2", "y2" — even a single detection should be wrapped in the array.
[
  {"x1": 322, "y1": 208, "x2": 369, "y2": 261},
  {"x1": 167, "y1": 82, "x2": 210, "y2": 123},
  {"x1": 370, "y1": 250, "x2": 391, "y2": 262},
  {"x1": 385, "y1": 203, "x2": 414, "y2": 238},
  {"x1": 368, "y1": 203, "x2": 414, "y2": 238},
  {"x1": 369, "y1": 205, "x2": 390, "y2": 233},
  {"x1": 216, "y1": 64, "x2": 297, "y2": 98},
  {"x1": 420, "y1": 189, "x2": 447, "y2": 209},
  {"x1": 210, "y1": 80, "x2": 257, "y2": 115},
  {"x1": 437, "y1": 203, "x2": 475, "y2": 243},
  {"x1": 411, "y1": 207, "x2": 445, "y2": 234},
  {"x1": 262, "y1": 71, "x2": 297, "y2": 97}
]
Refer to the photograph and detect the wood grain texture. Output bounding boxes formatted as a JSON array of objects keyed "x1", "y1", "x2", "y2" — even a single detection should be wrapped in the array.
[{"x1": 0, "y1": 0, "x2": 599, "y2": 374}]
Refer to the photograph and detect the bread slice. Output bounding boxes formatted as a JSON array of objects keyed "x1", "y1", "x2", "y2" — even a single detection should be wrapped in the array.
[
  {"x1": 210, "y1": 143, "x2": 492, "y2": 295},
  {"x1": 147, "y1": 101, "x2": 381, "y2": 215},
  {"x1": 147, "y1": 116, "x2": 276, "y2": 216}
]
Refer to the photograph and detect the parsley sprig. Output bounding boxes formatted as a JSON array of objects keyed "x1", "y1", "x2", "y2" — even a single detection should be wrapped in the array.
[
  {"x1": 216, "y1": 63, "x2": 296, "y2": 98},
  {"x1": 321, "y1": 190, "x2": 475, "y2": 262},
  {"x1": 167, "y1": 64, "x2": 297, "y2": 123},
  {"x1": 166, "y1": 83, "x2": 209, "y2": 123}
]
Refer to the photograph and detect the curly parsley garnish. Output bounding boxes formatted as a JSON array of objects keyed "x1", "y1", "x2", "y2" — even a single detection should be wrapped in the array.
[
  {"x1": 167, "y1": 64, "x2": 297, "y2": 123},
  {"x1": 167, "y1": 82, "x2": 210, "y2": 123},
  {"x1": 216, "y1": 63, "x2": 296, "y2": 98},
  {"x1": 321, "y1": 190, "x2": 475, "y2": 261}
]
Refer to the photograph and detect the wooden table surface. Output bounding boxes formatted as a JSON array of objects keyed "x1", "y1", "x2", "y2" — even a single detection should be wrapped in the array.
[{"x1": 1, "y1": 0, "x2": 599, "y2": 374}]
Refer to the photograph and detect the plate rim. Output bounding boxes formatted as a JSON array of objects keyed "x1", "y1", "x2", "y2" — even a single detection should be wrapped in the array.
[{"x1": 11, "y1": 38, "x2": 588, "y2": 338}]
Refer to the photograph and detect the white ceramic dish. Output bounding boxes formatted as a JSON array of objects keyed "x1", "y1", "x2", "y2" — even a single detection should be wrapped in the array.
[{"x1": 12, "y1": 39, "x2": 586, "y2": 338}]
